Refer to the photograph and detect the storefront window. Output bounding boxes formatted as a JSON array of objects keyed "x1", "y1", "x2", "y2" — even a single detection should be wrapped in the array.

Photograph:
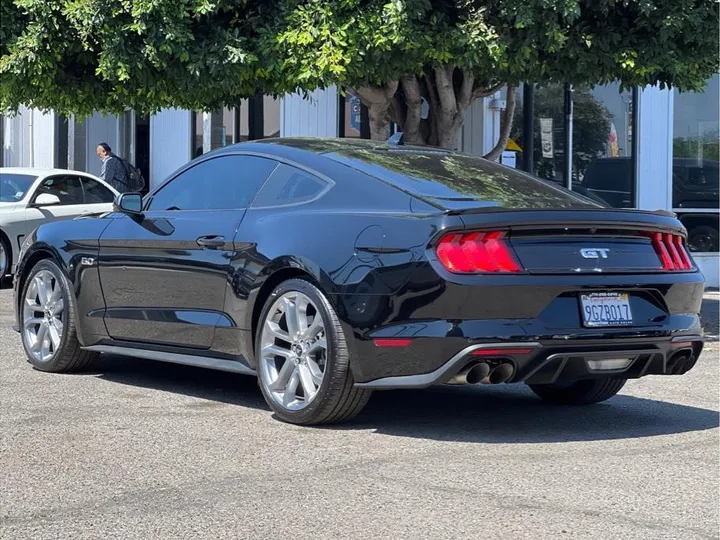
[
  {"x1": 572, "y1": 83, "x2": 635, "y2": 208},
  {"x1": 672, "y1": 75, "x2": 719, "y2": 252}
]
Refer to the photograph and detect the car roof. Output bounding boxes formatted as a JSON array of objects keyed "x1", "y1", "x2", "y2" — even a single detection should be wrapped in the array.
[
  {"x1": 0, "y1": 167, "x2": 99, "y2": 178},
  {"x1": 204, "y1": 137, "x2": 596, "y2": 211}
]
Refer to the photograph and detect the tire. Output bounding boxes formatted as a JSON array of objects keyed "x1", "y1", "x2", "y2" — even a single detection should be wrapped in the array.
[
  {"x1": 19, "y1": 259, "x2": 98, "y2": 373},
  {"x1": 0, "y1": 233, "x2": 10, "y2": 281},
  {"x1": 687, "y1": 225, "x2": 719, "y2": 253},
  {"x1": 255, "y1": 278, "x2": 371, "y2": 425},
  {"x1": 528, "y1": 377, "x2": 627, "y2": 405}
]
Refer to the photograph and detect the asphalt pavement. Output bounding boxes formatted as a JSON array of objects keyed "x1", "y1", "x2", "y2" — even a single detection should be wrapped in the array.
[{"x1": 0, "y1": 286, "x2": 718, "y2": 539}]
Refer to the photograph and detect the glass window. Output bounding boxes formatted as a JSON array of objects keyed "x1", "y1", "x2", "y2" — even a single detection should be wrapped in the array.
[
  {"x1": 572, "y1": 83, "x2": 634, "y2": 208},
  {"x1": 34, "y1": 176, "x2": 85, "y2": 206},
  {"x1": 81, "y1": 177, "x2": 116, "y2": 204},
  {"x1": 148, "y1": 155, "x2": 277, "y2": 211},
  {"x1": 673, "y1": 75, "x2": 719, "y2": 252},
  {"x1": 0, "y1": 173, "x2": 36, "y2": 202},
  {"x1": 252, "y1": 164, "x2": 328, "y2": 207},
  {"x1": 326, "y1": 149, "x2": 599, "y2": 210}
]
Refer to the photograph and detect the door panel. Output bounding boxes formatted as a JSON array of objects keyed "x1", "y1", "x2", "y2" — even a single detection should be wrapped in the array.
[{"x1": 98, "y1": 211, "x2": 242, "y2": 348}]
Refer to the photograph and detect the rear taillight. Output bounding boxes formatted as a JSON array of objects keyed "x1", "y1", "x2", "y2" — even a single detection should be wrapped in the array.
[
  {"x1": 436, "y1": 231, "x2": 522, "y2": 273},
  {"x1": 646, "y1": 232, "x2": 693, "y2": 271}
]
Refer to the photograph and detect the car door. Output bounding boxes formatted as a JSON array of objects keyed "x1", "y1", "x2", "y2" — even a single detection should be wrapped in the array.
[
  {"x1": 97, "y1": 154, "x2": 278, "y2": 349},
  {"x1": 23, "y1": 175, "x2": 88, "y2": 239},
  {"x1": 77, "y1": 175, "x2": 117, "y2": 211}
]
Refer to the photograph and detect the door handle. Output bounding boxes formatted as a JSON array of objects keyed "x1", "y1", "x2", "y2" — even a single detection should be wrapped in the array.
[{"x1": 196, "y1": 235, "x2": 226, "y2": 249}]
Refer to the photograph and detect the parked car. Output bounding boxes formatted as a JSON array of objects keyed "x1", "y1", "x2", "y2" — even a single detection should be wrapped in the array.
[
  {"x1": 12, "y1": 139, "x2": 705, "y2": 425},
  {"x1": 0, "y1": 168, "x2": 119, "y2": 280},
  {"x1": 581, "y1": 156, "x2": 719, "y2": 251}
]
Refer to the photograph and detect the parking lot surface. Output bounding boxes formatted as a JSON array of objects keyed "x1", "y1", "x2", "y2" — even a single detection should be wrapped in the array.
[{"x1": 1, "y1": 287, "x2": 718, "y2": 539}]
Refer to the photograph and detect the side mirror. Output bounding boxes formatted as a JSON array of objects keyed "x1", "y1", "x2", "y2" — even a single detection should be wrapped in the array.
[
  {"x1": 114, "y1": 193, "x2": 143, "y2": 214},
  {"x1": 33, "y1": 193, "x2": 61, "y2": 207}
]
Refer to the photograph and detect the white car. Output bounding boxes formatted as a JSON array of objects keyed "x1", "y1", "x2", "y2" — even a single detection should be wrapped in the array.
[{"x1": 0, "y1": 168, "x2": 119, "y2": 279}]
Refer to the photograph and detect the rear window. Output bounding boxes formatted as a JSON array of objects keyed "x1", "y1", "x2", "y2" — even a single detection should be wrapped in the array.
[{"x1": 324, "y1": 148, "x2": 600, "y2": 210}]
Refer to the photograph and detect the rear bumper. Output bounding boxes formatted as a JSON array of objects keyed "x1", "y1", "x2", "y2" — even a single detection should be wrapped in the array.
[{"x1": 354, "y1": 334, "x2": 704, "y2": 389}]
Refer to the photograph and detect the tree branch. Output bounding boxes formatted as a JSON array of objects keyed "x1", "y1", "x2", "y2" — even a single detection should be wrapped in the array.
[
  {"x1": 483, "y1": 84, "x2": 517, "y2": 162},
  {"x1": 472, "y1": 81, "x2": 505, "y2": 100}
]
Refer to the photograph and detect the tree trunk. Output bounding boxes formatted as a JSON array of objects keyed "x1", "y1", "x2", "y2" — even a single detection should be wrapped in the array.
[
  {"x1": 354, "y1": 82, "x2": 398, "y2": 141},
  {"x1": 400, "y1": 76, "x2": 424, "y2": 144},
  {"x1": 483, "y1": 84, "x2": 517, "y2": 162}
]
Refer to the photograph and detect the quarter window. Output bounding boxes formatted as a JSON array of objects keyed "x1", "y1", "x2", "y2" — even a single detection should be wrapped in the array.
[
  {"x1": 81, "y1": 177, "x2": 116, "y2": 203},
  {"x1": 252, "y1": 164, "x2": 328, "y2": 207},
  {"x1": 148, "y1": 155, "x2": 277, "y2": 211}
]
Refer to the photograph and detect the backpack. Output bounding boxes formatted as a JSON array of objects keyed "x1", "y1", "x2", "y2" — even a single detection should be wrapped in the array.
[{"x1": 117, "y1": 156, "x2": 146, "y2": 192}]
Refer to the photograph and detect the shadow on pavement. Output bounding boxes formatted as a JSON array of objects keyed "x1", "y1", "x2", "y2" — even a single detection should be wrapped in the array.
[
  {"x1": 89, "y1": 354, "x2": 269, "y2": 412},
  {"x1": 701, "y1": 295, "x2": 719, "y2": 341},
  {"x1": 88, "y1": 354, "x2": 718, "y2": 444}
]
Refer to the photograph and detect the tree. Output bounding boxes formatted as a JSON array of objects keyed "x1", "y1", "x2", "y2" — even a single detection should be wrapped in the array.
[
  {"x1": 2, "y1": 0, "x2": 719, "y2": 156},
  {"x1": 269, "y1": 0, "x2": 719, "y2": 153}
]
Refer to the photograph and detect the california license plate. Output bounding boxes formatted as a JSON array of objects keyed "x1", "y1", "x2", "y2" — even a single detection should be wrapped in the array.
[{"x1": 579, "y1": 292, "x2": 633, "y2": 327}]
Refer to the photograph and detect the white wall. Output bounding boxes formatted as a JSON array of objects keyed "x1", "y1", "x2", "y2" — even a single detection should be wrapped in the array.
[
  {"x1": 458, "y1": 96, "x2": 502, "y2": 156},
  {"x1": 636, "y1": 86, "x2": 673, "y2": 211},
  {"x1": 2, "y1": 107, "x2": 56, "y2": 168},
  {"x1": 150, "y1": 109, "x2": 192, "y2": 189},
  {"x1": 85, "y1": 112, "x2": 120, "y2": 176},
  {"x1": 281, "y1": 87, "x2": 338, "y2": 138}
]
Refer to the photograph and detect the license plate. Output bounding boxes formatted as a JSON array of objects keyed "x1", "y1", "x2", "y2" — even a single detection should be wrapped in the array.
[{"x1": 579, "y1": 292, "x2": 633, "y2": 327}]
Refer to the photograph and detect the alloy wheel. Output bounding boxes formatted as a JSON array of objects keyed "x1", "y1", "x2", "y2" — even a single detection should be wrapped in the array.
[
  {"x1": 23, "y1": 270, "x2": 65, "y2": 363},
  {"x1": 259, "y1": 291, "x2": 327, "y2": 411}
]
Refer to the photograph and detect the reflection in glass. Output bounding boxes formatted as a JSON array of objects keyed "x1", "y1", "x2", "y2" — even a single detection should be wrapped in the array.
[
  {"x1": 672, "y1": 75, "x2": 719, "y2": 252},
  {"x1": 573, "y1": 83, "x2": 634, "y2": 208}
]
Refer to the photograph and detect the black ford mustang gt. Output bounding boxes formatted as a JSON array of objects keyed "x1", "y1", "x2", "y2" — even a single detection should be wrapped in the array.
[{"x1": 12, "y1": 138, "x2": 705, "y2": 425}]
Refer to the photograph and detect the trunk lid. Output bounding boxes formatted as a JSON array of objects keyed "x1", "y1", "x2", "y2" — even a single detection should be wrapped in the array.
[{"x1": 454, "y1": 209, "x2": 692, "y2": 275}]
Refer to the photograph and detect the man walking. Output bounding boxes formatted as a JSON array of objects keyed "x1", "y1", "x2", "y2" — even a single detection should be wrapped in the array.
[{"x1": 96, "y1": 142, "x2": 131, "y2": 193}]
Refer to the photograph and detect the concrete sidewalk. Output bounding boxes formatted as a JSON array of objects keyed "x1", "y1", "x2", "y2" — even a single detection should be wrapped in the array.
[{"x1": 702, "y1": 291, "x2": 719, "y2": 342}]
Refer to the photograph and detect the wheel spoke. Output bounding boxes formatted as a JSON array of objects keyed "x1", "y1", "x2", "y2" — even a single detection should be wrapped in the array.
[
  {"x1": 282, "y1": 297, "x2": 301, "y2": 339},
  {"x1": 53, "y1": 318, "x2": 64, "y2": 335},
  {"x1": 35, "y1": 275, "x2": 50, "y2": 306},
  {"x1": 283, "y1": 370, "x2": 300, "y2": 406},
  {"x1": 264, "y1": 320, "x2": 290, "y2": 344},
  {"x1": 51, "y1": 299, "x2": 64, "y2": 317},
  {"x1": 262, "y1": 344, "x2": 292, "y2": 359},
  {"x1": 31, "y1": 323, "x2": 48, "y2": 351},
  {"x1": 295, "y1": 296, "x2": 310, "y2": 336},
  {"x1": 298, "y1": 364, "x2": 317, "y2": 401},
  {"x1": 40, "y1": 332, "x2": 51, "y2": 358},
  {"x1": 307, "y1": 337, "x2": 327, "y2": 354},
  {"x1": 23, "y1": 317, "x2": 43, "y2": 329},
  {"x1": 50, "y1": 281, "x2": 63, "y2": 303},
  {"x1": 269, "y1": 360, "x2": 295, "y2": 392},
  {"x1": 303, "y1": 315, "x2": 323, "y2": 340},
  {"x1": 48, "y1": 325, "x2": 61, "y2": 350},
  {"x1": 306, "y1": 358, "x2": 324, "y2": 386}
]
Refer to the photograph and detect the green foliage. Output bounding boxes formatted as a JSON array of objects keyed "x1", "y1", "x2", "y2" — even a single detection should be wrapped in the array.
[
  {"x1": 674, "y1": 133, "x2": 720, "y2": 163},
  {"x1": 1, "y1": 0, "x2": 718, "y2": 116}
]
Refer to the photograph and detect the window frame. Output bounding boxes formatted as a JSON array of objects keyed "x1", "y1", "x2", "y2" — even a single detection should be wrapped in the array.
[
  {"x1": 251, "y1": 163, "x2": 332, "y2": 210},
  {"x1": 29, "y1": 174, "x2": 86, "y2": 207},
  {"x1": 144, "y1": 151, "x2": 336, "y2": 213}
]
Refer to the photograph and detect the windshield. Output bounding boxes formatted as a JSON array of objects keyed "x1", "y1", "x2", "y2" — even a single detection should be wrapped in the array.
[{"x1": 0, "y1": 173, "x2": 37, "y2": 202}]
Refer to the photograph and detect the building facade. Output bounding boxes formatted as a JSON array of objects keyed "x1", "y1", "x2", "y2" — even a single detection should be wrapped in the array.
[{"x1": 2, "y1": 77, "x2": 718, "y2": 286}]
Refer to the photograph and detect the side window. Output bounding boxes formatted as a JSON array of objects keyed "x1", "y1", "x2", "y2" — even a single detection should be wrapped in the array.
[
  {"x1": 81, "y1": 177, "x2": 116, "y2": 203},
  {"x1": 252, "y1": 164, "x2": 329, "y2": 208},
  {"x1": 148, "y1": 155, "x2": 277, "y2": 211},
  {"x1": 34, "y1": 176, "x2": 84, "y2": 205}
]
